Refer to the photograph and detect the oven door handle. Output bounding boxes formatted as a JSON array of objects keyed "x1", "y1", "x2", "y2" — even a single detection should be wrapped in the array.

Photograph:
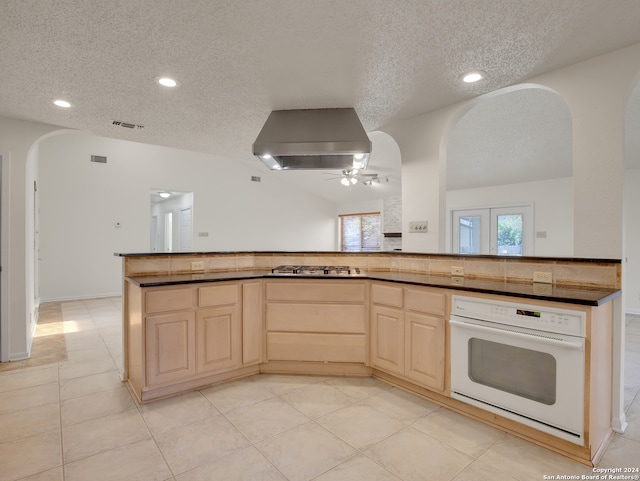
[{"x1": 449, "y1": 318, "x2": 584, "y2": 350}]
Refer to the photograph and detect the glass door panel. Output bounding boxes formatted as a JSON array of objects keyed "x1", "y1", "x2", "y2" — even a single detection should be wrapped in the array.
[
  {"x1": 452, "y1": 205, "x2": 533, "y2": 255},
  {"x1": 459, "y1": 216, "x2": 482, "y2": 254},
  {"x1": 496, "y1": 214, "x2": 523, "y2": 255},
  {"x1": 491, "y1": 206, "x2": 533, "y2": 256},
  {"x1": 452, "y1": 209, "x2": 490, "y2": 254}
]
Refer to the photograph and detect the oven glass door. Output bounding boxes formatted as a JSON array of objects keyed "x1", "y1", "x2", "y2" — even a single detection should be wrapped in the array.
[
  {"x1": 450, "y1": 316, "x2": 585, "y2": 443},
  {"x1": 469, "y1": 338, "x2": 557, "y2": 405}
]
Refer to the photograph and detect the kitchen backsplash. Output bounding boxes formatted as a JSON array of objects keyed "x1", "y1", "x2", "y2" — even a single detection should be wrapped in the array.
[{"x1": 121, "y1": 252, "x2": 621, "y2": 289}]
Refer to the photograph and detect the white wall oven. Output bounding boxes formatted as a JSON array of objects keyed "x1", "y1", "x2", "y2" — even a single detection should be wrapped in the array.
[{"x1": 450, "y1": 295, "x2": 586, "y2": 445}]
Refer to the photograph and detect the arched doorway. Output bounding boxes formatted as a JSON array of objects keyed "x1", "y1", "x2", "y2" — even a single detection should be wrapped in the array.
[{"x1": 444, "y1": 84, "x2": 573, "y2": 257}]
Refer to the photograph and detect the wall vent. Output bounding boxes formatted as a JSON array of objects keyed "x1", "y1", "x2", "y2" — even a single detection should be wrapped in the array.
[
  {"x1": 91, "y1": 155, "x2": 107, "y2": 164},
  {"x1": 251, "y1": 176, "x2": 261, "y2": 182},
  {"x1": 112, "y1": 120, "x2": 145, "y2": 130}
]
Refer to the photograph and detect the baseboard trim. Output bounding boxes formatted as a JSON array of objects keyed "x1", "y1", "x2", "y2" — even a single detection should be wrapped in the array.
[
  {"x1": 39, "y1": 292, "x2": 122, "y2": 303},
  {"x1": 9, "y1": 351, "x2": 30, "y2": 361}
]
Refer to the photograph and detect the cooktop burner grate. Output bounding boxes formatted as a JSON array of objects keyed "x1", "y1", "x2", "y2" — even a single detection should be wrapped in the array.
[{"x1": 271, "y1": 265, "x2": 359, "y2": 275}]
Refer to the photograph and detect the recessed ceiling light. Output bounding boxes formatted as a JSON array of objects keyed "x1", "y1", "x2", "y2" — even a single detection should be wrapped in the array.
[
  {"x1": 53, "y1": 99, "x2": 72, "y2": 108},
  {"x1": 157, "y1": 77, "x2": 178, "y2": 87},
  {"x1": 462, "y1": 71, "x2": 485, "y2": 83}
]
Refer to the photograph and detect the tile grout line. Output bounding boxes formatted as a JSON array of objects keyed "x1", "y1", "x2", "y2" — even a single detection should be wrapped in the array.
[{"x1": 58, "y1": 361, "x2": 67, "y2": 481}]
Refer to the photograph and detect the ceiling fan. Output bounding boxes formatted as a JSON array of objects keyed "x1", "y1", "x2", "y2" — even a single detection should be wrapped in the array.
[{"x1": 324, "y1": 169, "x2": 389, "y2": 187}]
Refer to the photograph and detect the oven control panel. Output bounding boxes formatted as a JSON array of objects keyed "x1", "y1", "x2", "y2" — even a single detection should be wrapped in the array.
[{"x1": 451, "y1": 296, "x2": 586, "y2": 337}]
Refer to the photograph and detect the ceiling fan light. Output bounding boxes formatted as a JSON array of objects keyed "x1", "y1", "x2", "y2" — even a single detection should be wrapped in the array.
[
  {"x1": 350, "y1": 177, "x2": 358, "y2": 185},
  {"x1": 352, "y1": 154, "x2": 369, "y2": 170},
  {"x1": 340, "y1": 177, "x2": 350, "y2": 186}
]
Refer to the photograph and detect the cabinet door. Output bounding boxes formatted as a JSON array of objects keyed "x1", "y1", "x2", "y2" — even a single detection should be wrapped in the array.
[
  {"x1": 405, "y1": 312, "x2": 445, "y2": 391},
  {"x1": 370, "y1": 305, "x2": 404, "y2": 375},
  {"x1": 196, "y1": 306, "x2": 241, "y2": 374},
  {"x1": 242, "y1": 281, "x2": 263, "y2": 366},
  {"x1": 146, "y1": 311, "x2": 196, "y2": 386}
]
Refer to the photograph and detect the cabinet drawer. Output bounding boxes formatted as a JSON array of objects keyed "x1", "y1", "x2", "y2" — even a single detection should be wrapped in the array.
[
  {"x1": 146, "y1": 288, "x2": 193, "y2": 313},
  {"x1": 266, "y1": 303, "x2": 365, "y2": 333},
  {"x1": 267, "y1": 332, "x2": 365, "y2": 362},
  {"x1": 371, "y1": 283, "x2": 403, "y2": 308},
  {"x1": 404, "y1": 288, "x2": 445, "y2": 316},
  {"x1": 198, "y1": 284, "x2": 238, "y2": 307},
  {"x1": 266, "y1": 282, "x2": 366, "y2": 302}
]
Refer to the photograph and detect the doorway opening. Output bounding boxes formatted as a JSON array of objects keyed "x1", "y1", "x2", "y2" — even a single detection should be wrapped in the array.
[
  {"x1": 0, "y1": 154, "x2": 5, "y2": 361},
  {"x1": 150, "y1": 190, "x2": 194, "y2": 253}
]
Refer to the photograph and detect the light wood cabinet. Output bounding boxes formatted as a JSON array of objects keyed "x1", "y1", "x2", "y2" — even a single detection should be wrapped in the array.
[
  {"x1": 370, "y1": 282, "x2": 446, "y2": 392},
  {"x1": 370, "y1": 305, "x2": 404, "y2": 374},
  {"x1": 196, "y1": 284, "x2": 241, "y2": 374},
  {"x1": 242, "y1": 281, "x2": 263, "y2": 366},
  {"x1": 265, "y1": 280, "x2": 367, "y2": 364},
  {"x1": 125, "y1": 280, "x2": 260, "y2": 403},
  {"x1": 405, "y1": 311, "x2": 444, "y2": 389},
  {"x1": 146, "y1": 311, "x2": 196, "y2": 386},
  {"x1": 196, "y1": 305, "x2": 241, "y2": 374}
]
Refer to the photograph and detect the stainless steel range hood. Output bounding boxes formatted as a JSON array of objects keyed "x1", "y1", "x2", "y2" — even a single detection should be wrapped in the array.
[{"x1": 252, "y1": 108, "x2": 371, "y2": 170}]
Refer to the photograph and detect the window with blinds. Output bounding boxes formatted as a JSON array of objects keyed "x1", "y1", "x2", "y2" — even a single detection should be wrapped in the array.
[{"x1": 339, "y1": 212, "x2": 381, "y2": 252}]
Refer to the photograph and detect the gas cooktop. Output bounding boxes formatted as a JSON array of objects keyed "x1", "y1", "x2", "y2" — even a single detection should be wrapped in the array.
[{"x1": 270, "y1": 265, "x2": 363, "y2": 276}]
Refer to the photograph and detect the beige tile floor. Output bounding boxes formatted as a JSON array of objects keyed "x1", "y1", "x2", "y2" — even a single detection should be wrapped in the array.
[{"x1": 1, "y1": 298, "x2": 639, "y2": 481}]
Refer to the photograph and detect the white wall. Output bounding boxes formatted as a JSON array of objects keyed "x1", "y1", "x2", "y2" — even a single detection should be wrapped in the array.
[
  {"x1": 530, "y1": 44, "x2": 640, "y2": 259},
  {"x1": 446, "y1": 177, "x2": 574, "y2": 257},
  {"x1": 382, "y1": 43, "x2": 640, "y2": 260},
  {"x1": 624, "y1": 168, "x2": 640, "y2": 314},
  {"x1": 382, "y1": 106, "x2": 455, "y2": 253},
  {"x1": 335, "y1": 198, "x2": 382, "y2": 217},
  {"x1": 37, "y1": 133, "x2": 337, "y2": 301},
  {"x1": 0, "y1": 116, "x2": 62, "y2": 360}
]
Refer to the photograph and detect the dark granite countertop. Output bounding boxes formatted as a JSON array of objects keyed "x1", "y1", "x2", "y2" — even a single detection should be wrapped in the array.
[
  {"x1": 115, "y1": 251, "x2": 622, "y2": 264},
  {"x1": 125, "y1": 270, "x2": 620, "y2": 306}
]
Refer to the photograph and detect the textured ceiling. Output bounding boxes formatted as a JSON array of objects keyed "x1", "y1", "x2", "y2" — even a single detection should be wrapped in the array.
[
  {"x1": 447, "y1": 87, "x2": 574, "y2": 190},
  {"x1": 1, "y1": 0, "x2": 640, "y2": 202}
]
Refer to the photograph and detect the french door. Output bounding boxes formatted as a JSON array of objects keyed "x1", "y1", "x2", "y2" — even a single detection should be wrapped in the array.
[{"x1": 452, "y1": 205, "x2": 533, "y2": 255}]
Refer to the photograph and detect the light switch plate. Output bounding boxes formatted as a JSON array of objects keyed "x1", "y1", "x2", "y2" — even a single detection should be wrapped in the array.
[
  {"x1": 533, "y1": 271, "x2": 552, "y2": 284},
  {"x1": 409, "y1": 221, "x2": 428, "y2": 233}
]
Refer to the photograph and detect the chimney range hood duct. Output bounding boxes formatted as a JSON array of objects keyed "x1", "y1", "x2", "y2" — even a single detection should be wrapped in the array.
[{"x1": 252, "y1": 108, "x2": 371, "y2": 170}]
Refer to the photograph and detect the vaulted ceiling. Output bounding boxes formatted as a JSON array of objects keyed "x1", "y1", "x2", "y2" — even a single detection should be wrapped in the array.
[{"x1": 2, "y1": 1, "x2": 639, "y2": 202}]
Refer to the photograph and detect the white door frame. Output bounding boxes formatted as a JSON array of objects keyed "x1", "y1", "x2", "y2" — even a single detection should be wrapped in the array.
[
  {"x1": 0, "y1": 154, "x2": 9, "y2": 362},
  {"x1": 452, "y1": 204, "x2": 534, "y2": 256}
]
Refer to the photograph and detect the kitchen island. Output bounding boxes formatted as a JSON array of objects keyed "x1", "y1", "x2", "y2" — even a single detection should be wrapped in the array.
[{"x1": 117, "y1": 251, "x2": 621, "y2": 466}]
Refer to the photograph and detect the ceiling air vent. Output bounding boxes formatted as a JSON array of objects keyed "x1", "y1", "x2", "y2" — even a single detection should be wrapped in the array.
[{"x1": 112, "y1": 120, "x2": 145, "y2": 130}]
